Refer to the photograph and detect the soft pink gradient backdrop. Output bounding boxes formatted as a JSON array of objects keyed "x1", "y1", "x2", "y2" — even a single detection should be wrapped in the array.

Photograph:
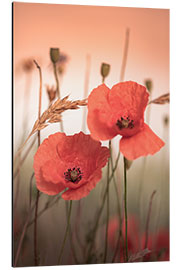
[
  {"x1": 13, "y1": 3, "x2": 170, "y2": 254},
  {"x1": 13, "y1": 3, "x2": 169, "y2": 141}
]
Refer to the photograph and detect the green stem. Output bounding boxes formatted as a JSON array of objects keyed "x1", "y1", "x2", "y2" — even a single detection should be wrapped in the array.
[
  {"x1": 123, "y1": 157, "x2": 128, "y2": 262},
  {"x1": 58, "y1": 200, "x2": 73, "y2": 264},
  {"x1": 103, "y1": 140, "x2": 111, "y2": 263},
  {"x1": 110, "y1": 149, "x2": 124, "y2": 263},
  {"x1": 65, "y1": 201, "x2": 79, "y2": 264},
  {"x1": 86, "y1": 152, "x2": 120, "y2": 262}
]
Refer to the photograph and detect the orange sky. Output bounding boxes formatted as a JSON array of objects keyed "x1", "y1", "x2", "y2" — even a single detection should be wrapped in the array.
[{"x1": 13, "y1": 2, "x2": 169, "y2": 148}]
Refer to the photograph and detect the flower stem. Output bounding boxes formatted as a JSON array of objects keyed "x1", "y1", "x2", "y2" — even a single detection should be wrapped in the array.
[
  {"x1": 144, "y1": 190, "x2": 156, "y2": 249},
  {"x1": 123, "y1": 156, "x2": 128, "y2": 262},
  {"x1": 53, "y1": 62, "x2": 64, "y2": 132},
  {"x1": 86, "y1": 152, "x2": 120, "y2": 262},
  {"x1": 103, "y1": 140, "x2": 111, "y2": 263},
  {"x1": 14, "y1": 173, "x2": 34, "y2": 266},
  {"x1": 58, "y1": 200, "x2": 73, "y2": 264},
  {"x1": 110, "y1": 148, "x2": 123, "y2": 263},
  {"x1": 65, "y1": 201, "x2": 79, "y2": 264},
  {"x1": 33, "y1": 60, "x2": 42, "y2": 266}
]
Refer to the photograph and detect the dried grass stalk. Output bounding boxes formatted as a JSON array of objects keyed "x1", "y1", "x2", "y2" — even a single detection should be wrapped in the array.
[
  {"x1": 128, "y1": 248, "x2": 151, "y2": 262},
  {"x1": 16, "y1": 97, "x2": 87, "y2": 157},
  {"x1": 149, "y1": 93, "x2": 170, "y2": 105}
]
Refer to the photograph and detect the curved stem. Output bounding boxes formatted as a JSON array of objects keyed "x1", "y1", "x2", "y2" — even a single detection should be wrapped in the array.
[
  {"x1": 33, "y1": 60, "x2": 42, "y2": 266},
  {"x1": 123, "y1": 157, "x2": 128, "y2": 262},
  {"x1": 58, "y1": 200, "x2": 73, "y2": 264},
  {"x1": 14, "y1": 173, "x2": 34, "y2": 266},
  {"x1": 103, "y1": 140, "x2": 111, "y2": 263},
  {"x1": 144, "y1": 190, "x2": 156, "y2": 249}
]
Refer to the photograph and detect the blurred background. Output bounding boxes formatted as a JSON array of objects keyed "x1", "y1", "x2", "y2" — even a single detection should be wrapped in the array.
[{"x1": 13, "y1": 2, "x2": 169, "y2": 266}]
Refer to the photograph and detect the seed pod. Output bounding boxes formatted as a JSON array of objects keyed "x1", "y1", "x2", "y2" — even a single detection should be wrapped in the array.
[
  {"x1": 144, "y1": 79, "x2": 153, "y2": 93},
  {"x1": 50, "y1": 48, "x2": 60, "y2": 64},
  {"x1": 101, "y1": 62, "x2": 110, "y2": 81}
]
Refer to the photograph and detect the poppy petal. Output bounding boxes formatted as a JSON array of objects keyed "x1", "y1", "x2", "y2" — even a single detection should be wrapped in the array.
[
  {"x1": 41, "y1": 159, "x2": 65, "y2": 184},
  {"x1": 120, "y1": 124, "x2": 165, "y2": 160},
  {"x1": 34, "y1": 132, "x2": 66, "y2": 170},
  {"x1": 109, "y1": 81, "x2": 149, "y2": 120},
  {"x1": 37, "y1": 169, "x2": 65, "y2": 195},
  {"x1": 87, "y1": 84, "x2": 118, "y2": 140}
]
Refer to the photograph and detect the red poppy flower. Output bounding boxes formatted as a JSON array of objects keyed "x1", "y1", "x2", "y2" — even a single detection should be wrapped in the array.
[
  {"x1": 108, "y1": 215, "x2": 140, "y2": 262},
  {"x1": 33, "y1": 132, "x2": 110, "y2": 200},
  {"x1": 87, "y1": 81, "x2": 165, "y2": 160},
  {"x1": 141, "y1": 229, "x2": 169, "y2": 261}
]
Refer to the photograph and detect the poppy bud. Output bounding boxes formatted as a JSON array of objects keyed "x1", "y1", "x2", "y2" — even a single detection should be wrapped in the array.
[
  {"x1": 50, "y1": 48, "x2": 60, "y2": 64},
  {"x1": 101, "y1": 62, "x2": 110, "y2": 81},
  {"x1": 144, "y1": 79, "x2": 153, "y2": 93}
]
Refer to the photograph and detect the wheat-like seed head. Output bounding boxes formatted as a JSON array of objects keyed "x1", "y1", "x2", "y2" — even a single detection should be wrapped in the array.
[
  {"x1": 15, "y1": 96, "x2": 87, "y2": 158},
  {"x1": 149, "y1": 93, "x2": 170, "y2": 105}
]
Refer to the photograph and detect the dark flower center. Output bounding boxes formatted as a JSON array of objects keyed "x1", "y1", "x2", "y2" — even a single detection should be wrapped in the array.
[
  {"x1": 64, "y1": 167, "x2": 83, "y2": 184},
  {"x1": 116, "y1": 116, "x2": 134, "y2": 130}
]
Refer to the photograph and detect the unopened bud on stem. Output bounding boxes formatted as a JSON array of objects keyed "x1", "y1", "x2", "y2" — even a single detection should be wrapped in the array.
[
  {"x1": 101, "y1": 62, "x2": 110, "y2": 82},
  {"x1": 144, "y1": 79, "x2": 153, "y2": 93},
  {"x1": 50, "y1": 48, "x2": 60, "y2": 64}
]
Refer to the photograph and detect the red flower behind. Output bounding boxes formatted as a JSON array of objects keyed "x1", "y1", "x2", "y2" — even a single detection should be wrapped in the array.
[
  {"x1": 142, "y1": 229, "x2": 169, "y2": 261},
  {"x1": 33, "y1": 132, "x2": 110, "y2": 200},
  {"x1": 108, "y1": 215, "x2": 140, "y2": 262},
  {"x1": 87, "y1": 81, "x2": 165, "y2": 160}
]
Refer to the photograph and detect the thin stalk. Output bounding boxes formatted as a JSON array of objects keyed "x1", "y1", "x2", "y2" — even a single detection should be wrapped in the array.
[
  {"x1": 65, "y1": 201, "x2": 79, "y2": 264},
  {"x1": 138, "y1": 90, "x2": 152, "y2": 216},
  {"x1": 14, "y1": 173, "x2": 34, "y2": 266},
  {"x1": 144, "y1": 190, "x2": 156, "y2": 249},
  {"x1": 33, "y1": 60, "x2": 42, "y2": 266},
  {"x1": 13, "y1": 136, "x2": 37, "y2": 179},
  {"x1": 75, "y1": 200, "x2": 85, "y2": 258},
  {"x1": 13, "y1": 153, "x2": 21, "y2": 211},
  {"x1": 27, "y1": 196, "x2": 61, "y2": 228},
  {"x1": 123, "y1": 157, "x2": 128, "y2": 262},
  {"x1": 86, "y1": 151, "x2": 120, "y2": 262},
  {"x1": 53, "y1": 62, "x2": 64, "y2": 132},
  {"x1": 58, "y1": 200, "x2": 73, "y2": 264},
  {"x1": 103, "y1": 140, "x2": 111, "y2": 263},
  {"x1": 82, "y1": 54, "x2": 91, "y2": 132},
  {"x1": 120, "y1": 28, "x2": 130, "y2": 82},
  {"x1": 110, "y1": 149, "x2": 124, "y2": 263}
]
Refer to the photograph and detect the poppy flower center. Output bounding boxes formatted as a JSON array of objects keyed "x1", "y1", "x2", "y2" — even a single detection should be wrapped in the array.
[
  {"x1": 116, "y1": 116, "x2": 134, "y2": 130},
  {"x1": 64, "y1": 167, "x2": 82, "y2": 184}
]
